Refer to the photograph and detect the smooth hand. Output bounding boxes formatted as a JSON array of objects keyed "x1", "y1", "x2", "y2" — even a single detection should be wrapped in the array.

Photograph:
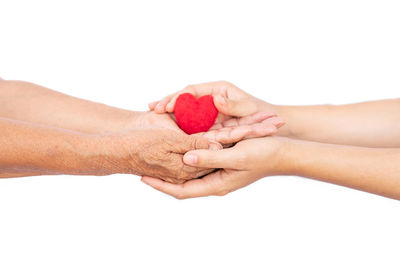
[
  {"x1": 148, "y1": 81, "x2": 285, "y2": 144},
  {"x1": 141, "y1": 137, "x2": 288, "y2": 198}
]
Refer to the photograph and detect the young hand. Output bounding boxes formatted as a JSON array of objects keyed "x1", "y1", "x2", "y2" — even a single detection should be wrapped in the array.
[
  {"x1": 141, "y1": 137, "x2": 289, "y2": 199},
  {"x1": 148, "y1": 81, "x2": 285, "y2": 144}
]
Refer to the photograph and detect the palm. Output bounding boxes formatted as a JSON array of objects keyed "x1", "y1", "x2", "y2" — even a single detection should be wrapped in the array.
[{"x1": 150, "y1": 82, "x2": 283, "y2": 144}]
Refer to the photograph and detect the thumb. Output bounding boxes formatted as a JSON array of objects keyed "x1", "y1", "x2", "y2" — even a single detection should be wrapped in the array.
[
  {"x1": 183, "y1": 147, "x2": 241, "y2": 169},
  {"x1": 214, "y1": 95, "x2": 258, "y2": 117}
]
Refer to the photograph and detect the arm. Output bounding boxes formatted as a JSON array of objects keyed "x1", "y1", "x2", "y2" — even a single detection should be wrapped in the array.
[
  {"x1": 0, "y1": 79, "x2": 136, "y2": 134},
  {"x1": 141, "y1": 137, "x2": 400, "y2": 200},
  {"x1": 284, "y1": 139, "x2": 400, "y2": 199},
  {"x1": 0, "y1": 117, "x2": 217, "y2": 182},
  {"x1": 151, "y1": 81, "x2": 400, "y2": 147},
  {"x1": 274, "y1": 99, "x2": 400, "y2": 147},
  {"x1": 0, "y1": 117, "x2": 107, "y2": 177},
  {"x1": 0, "y1": 79, "x2": 281, "y2": 144}
]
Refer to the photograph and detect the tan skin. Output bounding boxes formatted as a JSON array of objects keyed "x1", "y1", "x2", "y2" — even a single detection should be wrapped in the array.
[
  {"x1": 143, "y1": 81, "x2": 400, "y2": 200},
  {"x1": 0, "y1": 79, "x2": 283, "y2": 182},
  {"x1": 0, "y1": 116, "x2": 217, "y2": 183}
]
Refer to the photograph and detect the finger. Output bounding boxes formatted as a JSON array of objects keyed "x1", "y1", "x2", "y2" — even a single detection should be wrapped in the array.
[
  {"x1": 202, "y1": 126, "x2": 252, "y2": 144},
  {"x1": 148, "y1": 101, "x2": 159, "y2": 110},
  {"x1": 227, "y1": 111, "x2": 277, "y2": 126},
  {"x1": 173, "y1": 134, "x2": 222, "y2": 154},
  {"x1": 187, "y1": 135, "x2": 223, "y2": 151},
  {"x1": 163, "y1": 153, "x2": 212, "y2": 181},
  {"x1": 183, "y1": 147, "x2": 240, "y2": 169},
  {"x1": 210, "y1": 111, "x2": 277, "y2": 130},
  {"x1": 165, "y1": 82, "x2": 226, "y2": 113},
  {"x1": 154, "y1": 95, "x2": 173, "y2": 113},
  {"x1": 165, "y1": 86, "x2": 200, "y2": 113},
  {"x1": 141, "y1": 171, "x2": 225, "y2": 199},
  {"x1": 180, "y1": 162, "x2": 216, "y2": 179},
  {"x1": 266, "y1": 116, "x2": 286, "y2": 128},
  {"x1": 162, "y1": 177, "x2": 185, "y2": 184},
  {"x1": 243, "y1": 123, "x2": 278, "y2": 139},
  {"x1": 165, "y1": 89, "x2": 194, "y2": 113},
  {"x1": 141, "y1": 176, "x2": 187, "y2": 198},
  {"x1": 204, "y1": 123, "x2": 277, "y2": 144},
  {"x1": 214, "y1": 95, "x2": 258, "y2": 117}
]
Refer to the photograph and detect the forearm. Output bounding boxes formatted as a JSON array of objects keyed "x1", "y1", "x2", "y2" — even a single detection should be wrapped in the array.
[
  {"x1": 272, "y1": 99, "x2": 400, "y2": 147},
  {"x1": 282, "y1": 138, "x2": 400, "y2": 200},
  {"x1": 0, "y1": 80, "x2": 137, "y2": 134},
  {"x1": 0, "y1": 118, "x2": 118, "y2": 177}
]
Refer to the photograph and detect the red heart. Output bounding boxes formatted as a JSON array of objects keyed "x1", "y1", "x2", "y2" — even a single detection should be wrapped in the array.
[{"x1": 174, "y1": 93, "x2": 218, "y2": 134}]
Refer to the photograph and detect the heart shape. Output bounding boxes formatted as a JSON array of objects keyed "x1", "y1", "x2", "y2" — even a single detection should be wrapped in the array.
[{"x1": 174, "y1": 93, "x2": 218, "y2": 134}]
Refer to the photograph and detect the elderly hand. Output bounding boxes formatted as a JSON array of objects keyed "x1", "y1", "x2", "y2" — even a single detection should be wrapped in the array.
[
  {"x1": 141, "y1": 137, "x2": 290, "y2": 198},
  {"x1": 148, "y1": 81, "x2": 284, "y2": 144},
  {"x1": 127, "y1": 111, "x2": 183, "y2": 132},
  {"x1": 101, "y1": 128, "x2": 221, "y2": 184}
]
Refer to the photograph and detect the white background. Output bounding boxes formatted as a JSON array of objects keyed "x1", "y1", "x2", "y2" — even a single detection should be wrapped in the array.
[{"x1": 1, "y1": 0, "x2": 400, "y2": 266}]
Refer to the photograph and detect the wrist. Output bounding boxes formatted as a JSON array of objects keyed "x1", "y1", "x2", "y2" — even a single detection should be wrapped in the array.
[
  {"x1": 112, "y1": 111, "x2": 141, "y2": 132},
  {"x1": 37, "y1": 133, "x2": 120, "y2": 176},
  {"x1": 277, "y1": 138, "x2": 322, "y2": 177},
  {"x1": 273, "y1": 137, "x2": 301, "y2": 176},
  {"x1": 255, "y1": 100, "x2": 294, "y2": 138},
  {"x1": 270, "y1": 104, "x2": 296, "y2": 138},
  {"x1": 70, "y1": 134, "x2": 119, "y2": 176},
  {"x1": 90, "y1": 132, "x2": 142, "y2": 175}
]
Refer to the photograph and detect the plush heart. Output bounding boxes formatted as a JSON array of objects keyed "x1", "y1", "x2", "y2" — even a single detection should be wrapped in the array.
[{"x1": 174, "y1": 93, "x2": 218, "y2": 134}]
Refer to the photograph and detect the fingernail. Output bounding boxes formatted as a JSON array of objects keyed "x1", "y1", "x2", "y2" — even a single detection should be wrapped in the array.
[{"x1": 184, "y1": 153, "x2": 198, "y2": 165}]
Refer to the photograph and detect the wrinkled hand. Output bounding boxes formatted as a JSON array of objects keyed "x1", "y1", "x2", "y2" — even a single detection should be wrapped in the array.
[
  {"x1": 104, "y1": 128, "x2": 221, "y2": 184},
  {"x1": 141, "y1": 137, "x2": 289, "y2": 198},
  {"x1": 148, "y1": 81, "x2": 284, "y2": 144}
]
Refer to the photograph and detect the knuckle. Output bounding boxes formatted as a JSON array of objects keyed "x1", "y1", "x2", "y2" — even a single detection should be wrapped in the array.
[
  {"x1": 176, "y1": 171, "x2": 191, "y2": 180},
  {"x1": 142, "y1": 150, "x2": 157, "y2": 165},
  {"x1": 190, "y1": 137, "x2": 200, "y2": 149},
  {"x1": 176, "y1": 163, "x2": 197, "y2": 180},
  {"x1": 191, "y1": 137, "x2": 208, "y2": 150},
  {"x1": 172, "y1": 162, "x2": 185, "y2": 177}
]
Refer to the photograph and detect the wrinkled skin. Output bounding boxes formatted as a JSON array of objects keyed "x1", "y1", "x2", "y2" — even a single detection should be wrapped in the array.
[
  {"x1": 115, "y1": 103, "x2": 280, "y2": 184},
  {"x1": 141, "y1": 136, "x2": 286, "y2": 199},
  {"x1": 104, "y1": 128, "x2": 219, "y2": 184}
]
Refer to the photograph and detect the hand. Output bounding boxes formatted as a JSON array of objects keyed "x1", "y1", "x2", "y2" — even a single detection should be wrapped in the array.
[
  {"x1": 102, "y1": 128, "x2": 221, "y2": 184},
  {"x1": 125, "y1": 111, "x2": 185, "y2": 133},
  {"x1": 141, "y1": 137, "x2": 289, "y2": 198},
  {"x1": 148, "y1": 81, "x2": 284, "y2": 144}
]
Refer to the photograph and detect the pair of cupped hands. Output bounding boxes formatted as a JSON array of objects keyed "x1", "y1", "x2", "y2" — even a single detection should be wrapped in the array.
[{"x1": 130, "y1": 81, "x2": 285, "y2": 199}]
